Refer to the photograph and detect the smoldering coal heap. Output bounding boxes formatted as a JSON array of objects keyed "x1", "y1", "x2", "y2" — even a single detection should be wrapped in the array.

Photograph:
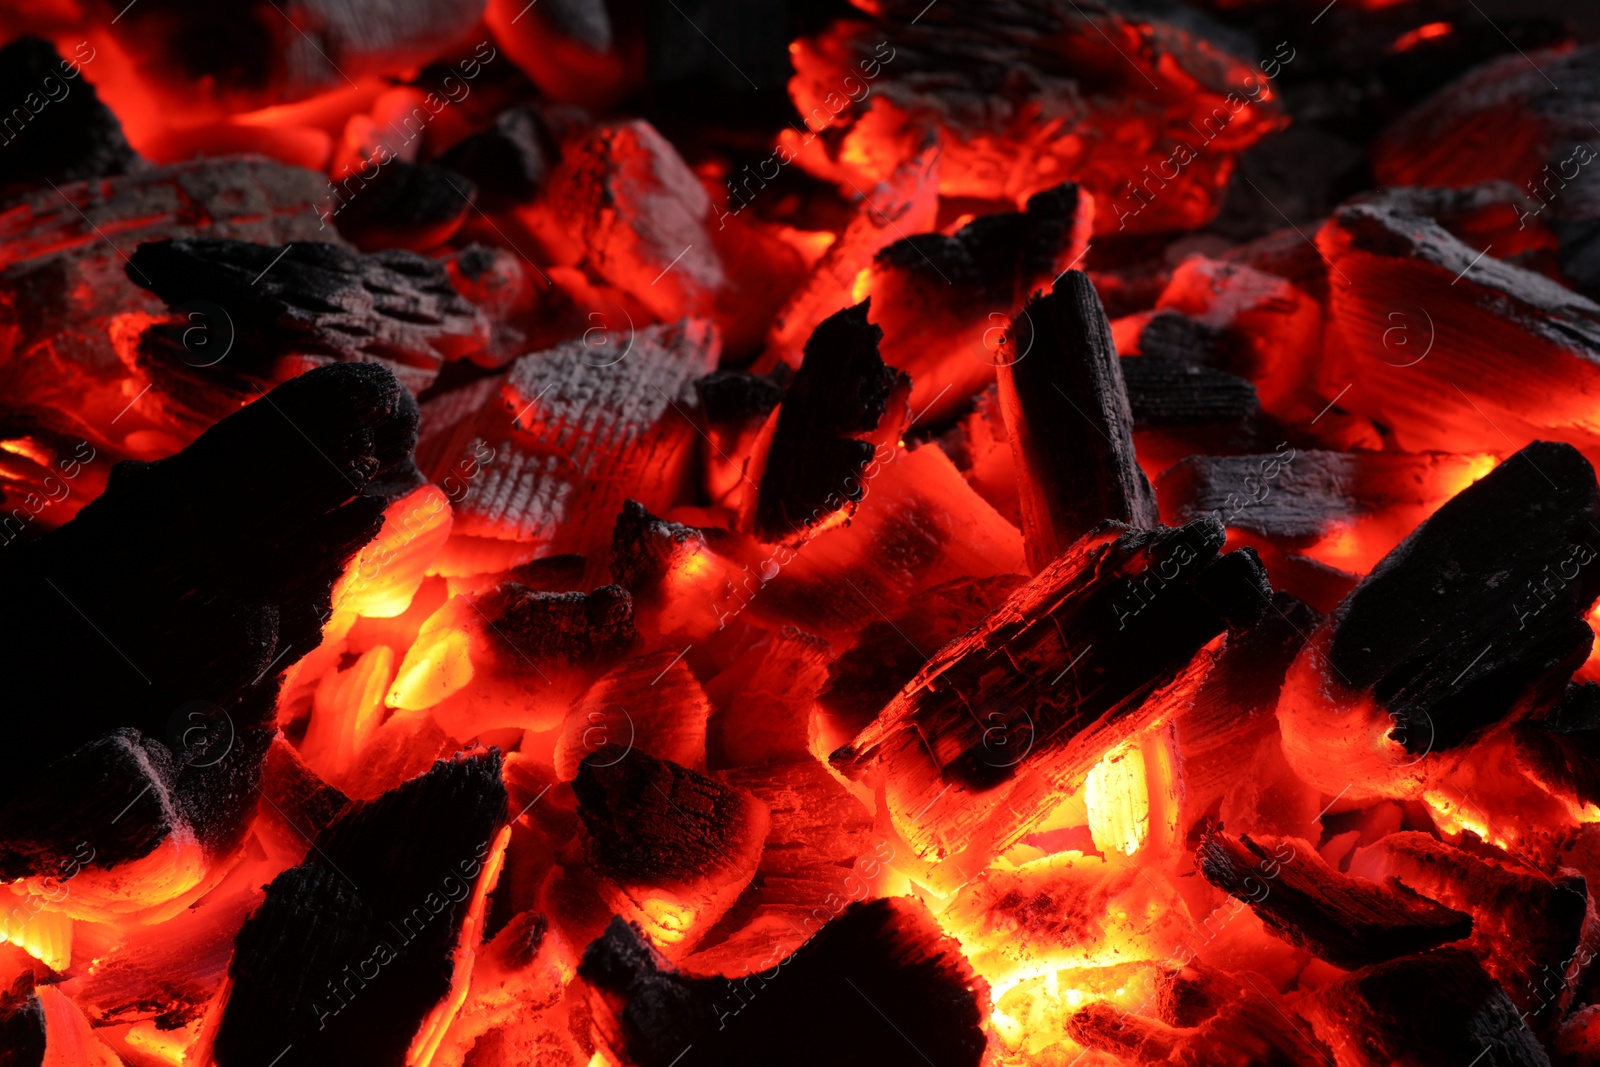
[{"x1": 1, "y1": 1, "x2": 1600, "y2": 1065}]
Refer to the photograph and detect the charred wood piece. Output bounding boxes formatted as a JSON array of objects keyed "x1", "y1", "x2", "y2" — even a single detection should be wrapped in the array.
[
  {"x1": 437, "y1": 108, "x2": 549, "y2": 210},
  {"x1": 127, "y1": 237, "x2": 489, "y2": 398},
  {"x1": 753, "y1": 300, "x2": 909, "y2": 543},
  {"x1": 213, "y1": 750, "x2": 509, "y2": 1067},
  {"x1": 834, "y1": 518, "x2": 1268, "y2": 882},
  {"x1": 331, "y1": 161, "x2": 477, "y2": 252},
  {"x1": 1196, "y1": 832, "x2": 1471, "y2": 970},
  {"x1": 1278, "y1": 441, "x2": 1600, "y2": 799},
  {"x1": 999, "y1": 269, "x2": 1158, "y2": 570}
]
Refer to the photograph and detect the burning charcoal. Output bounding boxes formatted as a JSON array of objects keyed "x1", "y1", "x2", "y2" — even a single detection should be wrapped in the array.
[
  {"x1": 852, "y1": 182, "x2": 1091, "y2": 425},
  {"x1": 785, "y1": 0, "x2": 1285, "y2": 234},
  {"x1": 1196, "y1": 831, "x2": 1472, "y2": 970},
  {"x1": 0, "y1": 38, "x2": 138, "y2": 191},
  {"x1": 938, "y1": 384, "x2": 1021, "y2": 525},
  {"x1": 0, "y1": 362, "x2": 416, "y2": 888},
  {"x1": 436, "y1": 107, "x2": 549, "y2": 210},
  {"x1": 105, "y1": 0, "x2": 493, "y2": 110},
  {"x1": 553, "y1": 650, "x2": 712, "y2": 779},
  {"x1": 765, "y1": 144, "x2": 939, "y2": 368},
  {"x1": 1069, "y1": 993, "x2": 1330, "y2": 1066},
  {"x1": 819, "y1": 574, "x2": 1025, "y2": 745},
  {"x1": 573, "y1": 748, "x2": 769, "y2": 957},
  {"x1": 424, "y1": 319, "x2": 718, "y2": 573},
  {"x1": 998, "y1": 269, "x2": 1158, "y2": 571},
  {"x1": 1157, "y1": 449, "x2": 1500, "y2": 577},
  {"x1": 213, "y1": 750, "x2": 510, "y2": 1067},
  {"x1": 1174, "y1": 593, "x2": 1320, "y2": 838},
  {"x1": 1277, "y1": 441, "x2": 1600, "y2": 802},
  {"x1": 705, "y1": 627, "x2": 830, "y2": 766},
  {"x1": 331, "y1": 161, "x2": 477, "y2": 251},
  {"x1": 1560, "y1": 218, "x2": 1600, "y2": 303},
  {"x1": 388, "y1": 581, "x2": 637, "y2": 738},
  {"x1": 693, "y1": 370, "x2": 783, "y2": 509},
  {"x1": 580, "y1": 897, "x2": 987, "y2": 1067},
  {"x1": 1351, "y1": 183, "x2": 1556, "y2": 261},
  {"x1": 1373, "y1": 44, "x2": 1600, "y2": 231},
  {"x1": 692, "y1": 759, "x2": 879, "y2": 971},
  {"x1": 0, "y1": 729, "x2": 179, "y2": 883},
  {"x1": 1558, "y1": 1006, "x2": 1600, "y2": 1066},
  {"x1": 1349, "y1": 831, "x2": 1594, "y2": 1031},
  {"x1": 0, "y1": 158, "x2": 335, "y2": 434},
  {"x1": 428, "y1": 910, "x2": 581, "y2": 1067},
  {"x1": 1305, "y1": 948, "x2": 1553, "y2": 1067},
  {"x1": 752, "y1": 300, "x2": 909, "y2": 542},
  {"x1": 1513, "y1": 682, "x2": 1600, "y2": 811},
  {"x1": 1316, "y1": 201, "x2": 1600, "y2": 461},
  {"x1": 834, "y1": 517, "x2": 1269, "y2": 885},
  {"x1": 127, "y1": 237, "x2": 490, "y2": 409},
  {"x1": 537, "y1": 119, "x2": 805, "y2": 353},
  {"x1": 611, "y1": 498, "x2": 710, "y2": 596},
  {"x1": 485, "y1": 0, "x2": 632, "y2": 110}
]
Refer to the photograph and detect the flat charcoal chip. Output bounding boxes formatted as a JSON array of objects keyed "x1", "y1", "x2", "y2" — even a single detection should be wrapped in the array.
[
  {"x1": 580, "y1": 897, "x2": 988, "y2": 1067},
  {"x1": 126, "y1": 237, "x2": 490, "y2": 398}
]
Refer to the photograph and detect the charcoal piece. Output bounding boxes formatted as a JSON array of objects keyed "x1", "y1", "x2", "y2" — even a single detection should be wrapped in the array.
[
  {"x1": 0, "y1": 729, "x2": 177, "y2": 881},
  {"x1": 436, "y1": 108, "x2": 548, "y2": 210},
  {"x1": 496, "y1": 583, "x2": 637, "y2": 663},
  {"x1": 0, "y1": 38, "x2": 139, "y2": 190},
  {"x1": 0, "y1": 363, "x2": 415, "y2": 875},
  {"x1": 1315, "y1": 201, "x2": 1600, "y2": 461},
  {"x1": 574, "y1": 748, "x2": 763, "y2": 890},
  {"x1": 257, "y1": 733, "x2": 351, "y2": 857},
  {"x1": 214, "y1": 750, "x2": 509, "y2": 1067},
  {"x1": 1307, "y1": 949, "x2": 1552, "y2": 1067},
  {"x1": 645, "y1": 0, "x2": 798, "y2": 97},
  {"x1": 753, "y1": 300, "x2": 909, "y2": 543},
  {"x1": 1121, "y1": 357, "x2": 1260, "y2": 428},
  {"x1": 580, "y1": 897, "x2": 987, "y2": 1067},
  {"x1": 1557, "y1": 218, "x2": 1600, "y2": 303},
  {"x1": 872, "y1": 182, "x2": 1092, "y2": 426},
  {"x1": 332, "y1": 162, "x2": 477, "y2": 251},
  {"x1": 127, "y1": 237, "x2": 489, "y2": 397},
  {"x1": 998, "y1": 270, "x2": 1157, "y2": 570},
  {"x1": 1329, "y1": 441, "x2": 1600, "y2": 753},
  {"x1": 833, "y1": 518, "x2": 1269, "y2": 883},
  {"x1": 1196, "y1": 832, "x2": 1472, "y2": 970},
  {"x1": 611, "y1": 499, "x2": 709, "y2": 593},
  {"x1": 505, "y1": 554, "x2": 591, "y2": 592},
  {"x1": 573, "y1": 748, "x2": 767, "y2": 953},
  {"x1": 0, "y1": 158, "x2": 336, "y2": 425},
  {"x1": 1350, "y1": 831, "x2": 1593, "y2": 1031}
]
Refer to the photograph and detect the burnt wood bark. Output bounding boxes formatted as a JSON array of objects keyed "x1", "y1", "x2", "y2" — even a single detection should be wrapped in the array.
[
  {"x1": 753, "y1": 300, "x2": 910, "y2": 543},
  {"x1": 214, "y1": 750, "x2": 509, "y2": 1067},
  {"x1": 833, "y1": 518, "x2": 1269, "y2": 883},
  {"x1": 580, "y1": 897, "x2": 987, "y2": 1067},
  {"x1": 998, "y1": 270, "x2": 1158, "y2": 571},
  {"x1": 0, "y1": 362, "x2": 416, "y2": 875},
  {"x1": 1196, "y1": 832, "x2": 1472, "y2": 970}
]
